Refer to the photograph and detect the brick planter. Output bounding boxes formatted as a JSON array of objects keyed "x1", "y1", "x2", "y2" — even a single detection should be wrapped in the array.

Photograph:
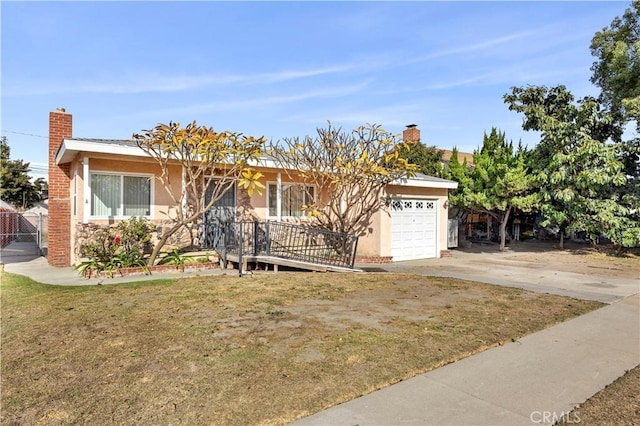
[{"x1": 86, "y1": 261, "x2": 221, "y2": 279}]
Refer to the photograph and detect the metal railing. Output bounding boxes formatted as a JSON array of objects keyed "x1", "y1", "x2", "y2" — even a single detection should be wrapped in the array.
[{"x1": 206, "y1": 221, "x2": 359, "y2": 274}]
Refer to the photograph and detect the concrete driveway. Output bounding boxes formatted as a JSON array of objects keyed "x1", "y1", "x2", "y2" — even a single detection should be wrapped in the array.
[{"x1": 358, "y1": 240, "x2": 640, "y2": 304}]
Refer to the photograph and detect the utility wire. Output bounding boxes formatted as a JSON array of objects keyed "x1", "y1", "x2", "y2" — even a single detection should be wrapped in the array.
[{"x1": 1, "y1": 130, "x2": 48, "y2": 139}]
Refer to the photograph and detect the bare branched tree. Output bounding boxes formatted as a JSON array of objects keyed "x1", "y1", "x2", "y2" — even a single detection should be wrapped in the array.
[
  {"x1": 134, "y1": 121, "x2": 266, "y2": 266},
  {"x1": 269, "y1": 123, "x2": 416, "y2": 236}
]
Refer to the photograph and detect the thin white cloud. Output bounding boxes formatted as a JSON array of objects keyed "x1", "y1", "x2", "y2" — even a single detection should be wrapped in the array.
[
  {"x1": 402, "y1": 22, "x2": 591, "y2": 69},
  {"x1": 115, "y1": 79, "x2": 375, "y2": 120},
  {"x1": 425, "y1": 31, "x2": 536, "y2": 60},
  {"x1": 4, "y1": 64, "x2": 361, "y2": 96}
]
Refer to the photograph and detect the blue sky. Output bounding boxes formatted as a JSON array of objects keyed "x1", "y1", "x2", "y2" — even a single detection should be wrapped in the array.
[{"x1": 0, "y1": 1, "x2": 629, "y2": 180}]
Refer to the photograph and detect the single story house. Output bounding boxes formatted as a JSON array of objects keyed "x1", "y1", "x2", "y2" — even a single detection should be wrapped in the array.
[
  {"x1": 0, "y1": 199, "x2": 17, "y2": 248},
  {"x1": 47, "y1": 108, "x2": 458, "y2": 267}
]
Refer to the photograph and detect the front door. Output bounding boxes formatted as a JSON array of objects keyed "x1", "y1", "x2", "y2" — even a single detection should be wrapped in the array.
[{"x1": 203, "y1": 180, "x2": 236, "y2": 249}]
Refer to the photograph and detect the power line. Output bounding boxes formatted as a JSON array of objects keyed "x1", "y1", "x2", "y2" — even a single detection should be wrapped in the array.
[
  {"x1": 1, "y1": 164, "x2": 48, "y2": 171},
  {"x1": 1, "y1": 130, "x2": 48, "y2": 139}
]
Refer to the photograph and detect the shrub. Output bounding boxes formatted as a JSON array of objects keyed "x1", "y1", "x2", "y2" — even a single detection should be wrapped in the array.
[
  {"x1": 159, "y1": 248, "x2": 193, "y2": 272},
  {"x1": 77, "y1": 217, "x2": 155, "y2": 276}
]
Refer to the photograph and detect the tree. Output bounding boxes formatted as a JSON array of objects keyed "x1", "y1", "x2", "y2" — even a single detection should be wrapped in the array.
[
  {"x1": 0, "y1": 136, "x2": 42, "y2": 209},
  {"x1": 32, "y1": 177, "x2": 48, "y2": 199},
  {"x1": 504, "y1": 85, "x2": 639, "y2": 249},
  {"x1": 399, "y1": 142, "x2": 446, "y2": 177},
  {"x1": 268, "y1": 123, "x2": 416, "y2": 236},
  {"x1": 590, "y1": 2, "x2": 640, "y2": 247},
  {"x1": 133, "y1": 121, "x2": 267, "y2": 266},
  {"x1": 448, "y1": 128, "x2": 539, "y2": 251},
  {"x1": 590, "y1": 0, "x2": 640, "y2": 132}
]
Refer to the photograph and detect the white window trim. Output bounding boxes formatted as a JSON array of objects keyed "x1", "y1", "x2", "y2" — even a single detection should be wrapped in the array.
[
  {"x1": 72, "y1": 166, "x2": 78, "y2": 218},
  {"x1": 88, "y1": 171, "x2": 155, "y2": 220},
  {"x1": 266, "y1": 181, "x2": 316, "y2": 219},
  {"x1": 83, "y1": 157, "x2": 90, "y2": 224}
]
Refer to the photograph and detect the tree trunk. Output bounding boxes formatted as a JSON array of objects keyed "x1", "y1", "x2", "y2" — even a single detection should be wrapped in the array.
[
  {"x1": 499, "y1": 206, "x2": 512, "y2": 251},
  {"x1": 486, "y1": 216, "x2": 491, "y2": 241},
  {"x1": 559, "y1": 230, "x2": 564, "y2": 250},
  {"x1": 147, "y1": 223, "x2": 185, "y2": 267}
]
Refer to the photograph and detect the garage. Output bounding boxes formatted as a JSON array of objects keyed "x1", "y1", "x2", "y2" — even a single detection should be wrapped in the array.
[{"x1": 390, "y1": 198, "x2": 438, "y2": 261}]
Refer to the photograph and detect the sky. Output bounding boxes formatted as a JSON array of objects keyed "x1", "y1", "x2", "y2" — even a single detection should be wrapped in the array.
[{"x1": 0, "y1": 1, "x2": 631, "y2": 181}]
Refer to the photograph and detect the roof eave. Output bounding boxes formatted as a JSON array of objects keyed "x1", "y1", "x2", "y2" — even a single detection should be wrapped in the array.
[
  {"x1": 55, "y1": 139, "x2": 150, "y2": 165},
  {"x1": 54, "y1": 140, "x2": 459, "y2": 191},
  {"x1": 390, "y1": 176, "x2": 459, "y2": 189}
]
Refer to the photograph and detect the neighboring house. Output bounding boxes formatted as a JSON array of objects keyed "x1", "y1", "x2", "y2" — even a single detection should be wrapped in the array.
[
  {"x1": 0, "y1": 199, "x2": 15, "y2": 211},
  {"x1": 441, "y1": 149, "x2": 475, "y2": 168},
  {"x1": 0, "y1": 199, "x2": 17, "y2": 248},
  {"x1": 24, "y1": 199, "x2": 48, "y2": 216},
  {"x1": 47, "y1": 108, "x2": 458, "y2": 267}
]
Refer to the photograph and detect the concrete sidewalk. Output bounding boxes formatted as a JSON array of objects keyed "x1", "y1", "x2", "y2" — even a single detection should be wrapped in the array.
[
  {"x1": 293, "y1": 293, "x2": 640, "y2": 425},
  {"x1": 1, "y1": 254, "x2": 227, "y2": 286}
]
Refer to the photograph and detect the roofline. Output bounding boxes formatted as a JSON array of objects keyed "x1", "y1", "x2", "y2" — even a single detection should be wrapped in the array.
[
  {"x1": 55, "y1": 138, "x2": 458, "y2": 189},
  {"x1": 391, "y1": 176, "x2": 459, "y2": 189},
  {"x1": 56, "y1": 138, "x2": 285, "y2": 169},
  {"x1": 56, "y1": 139, "x2": 148, "y2": 164}
]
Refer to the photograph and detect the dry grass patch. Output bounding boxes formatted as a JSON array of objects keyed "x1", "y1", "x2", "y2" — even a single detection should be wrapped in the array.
[
  {"x1": 1, "y1": 271, "x2": 603, "y2": 425},
  {"x1": 556, "y1": 365, "x2": 640, "y2": 425}
]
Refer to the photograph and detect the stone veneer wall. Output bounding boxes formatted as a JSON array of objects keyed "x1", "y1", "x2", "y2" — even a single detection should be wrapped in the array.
[
  {"x1": 73, "y1": 187, "x2": 258, "y2": 264},
  {"x1": 74, "y1": 220, "x2": 200, "y2": 263}
]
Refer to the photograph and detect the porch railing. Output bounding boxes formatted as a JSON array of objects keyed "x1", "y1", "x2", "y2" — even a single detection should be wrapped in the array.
[{"x1": 206, "y1": 221, "x2": 359, "y2": 273}]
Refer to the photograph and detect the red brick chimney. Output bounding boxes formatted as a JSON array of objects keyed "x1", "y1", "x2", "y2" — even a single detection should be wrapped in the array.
[
  {"x1": 403, "y1": 124, "x2": 420, "y2": 144},
  {"x1": 48, "y1": 107, "x2": 72, "y2": 267}
]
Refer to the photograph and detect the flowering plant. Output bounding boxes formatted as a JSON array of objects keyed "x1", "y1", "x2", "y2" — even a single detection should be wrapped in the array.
[{"x1": 77, "y1": 217, "x2": 155, "y2": 276}]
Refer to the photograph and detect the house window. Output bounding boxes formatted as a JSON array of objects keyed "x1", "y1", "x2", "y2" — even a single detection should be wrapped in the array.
[
  {"x1": 90, "y1": 173, "x2": 152, "y2": 217},
  {"x1": 268, "y1": 183, "x2": 314, "y2": 217}
]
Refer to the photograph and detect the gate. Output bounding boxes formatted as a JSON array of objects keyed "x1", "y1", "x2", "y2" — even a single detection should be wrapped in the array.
[{"x1": 0, "y1": 211, "x2": 47, "y2": 260}]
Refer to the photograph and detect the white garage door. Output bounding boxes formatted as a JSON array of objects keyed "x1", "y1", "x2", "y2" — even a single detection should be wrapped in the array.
[{"x1": 390, "y1": 198, "x2": 437, "y2": 261}]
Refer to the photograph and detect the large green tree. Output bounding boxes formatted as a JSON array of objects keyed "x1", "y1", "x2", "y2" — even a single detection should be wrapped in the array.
[
  {"x1": 0, "y1": 137, "x2": 43, "y2": 209},
  {"x1": 399, "y1": 142, "x2": 446, "y2": 178},
  {"x1": 591, "y1": 1, "x2": 640, "y2": 247},
  {"x1": 448, "y1": 128, "x2": 539, "y2": 251},
  {"x1": 505, "y1": 86, "x2": 639, "y2": 248},
  {"x1": 590, "y1": 0, "x2": 640, "y2": 131}
]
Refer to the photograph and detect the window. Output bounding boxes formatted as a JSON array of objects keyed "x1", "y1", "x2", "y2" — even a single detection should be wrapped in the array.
[
  {"x1": 90, "y1": 173, "x2": 152, "y2": 217},
  {"x1": 268, "y1": 183, "x2": 314, "y2": 217}
]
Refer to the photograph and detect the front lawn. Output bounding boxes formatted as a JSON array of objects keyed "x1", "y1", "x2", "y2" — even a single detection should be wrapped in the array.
[{"x1": 1, "y1": 271, "x2": 602, "y2": 425}]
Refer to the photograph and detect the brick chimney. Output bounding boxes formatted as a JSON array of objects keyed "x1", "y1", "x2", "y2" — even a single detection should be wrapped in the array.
[
  {"x1": 403, "y1": 124, "x2": 420, "y2": 144},
  {"x1": 48, "y1": 107, "x2": 72, "y2": 267}
]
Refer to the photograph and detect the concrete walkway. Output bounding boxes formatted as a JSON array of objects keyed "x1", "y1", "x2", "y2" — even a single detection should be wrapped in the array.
[
  {"x1": 1, "y1": 251, "x2": 227, "y2": 286},
  {"x1": 294, "y1": 293, "x2": 640, "y2": 425}
]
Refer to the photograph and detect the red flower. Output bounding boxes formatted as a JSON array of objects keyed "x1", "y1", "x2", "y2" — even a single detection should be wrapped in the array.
[{"x1": 114, "y1": 236, "x2": 121, "y2": 244}]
